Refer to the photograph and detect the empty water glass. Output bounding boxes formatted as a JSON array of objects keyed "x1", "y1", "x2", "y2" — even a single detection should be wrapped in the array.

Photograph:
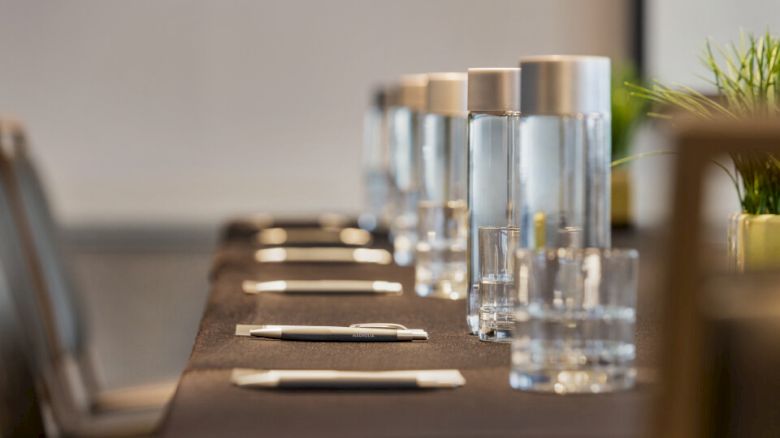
[
  {"x1": 415, "y1": 200, "x2": 468, "y2": 299},
  {"x1": 478, "y1": 227, "x2": 520, "y2": 342},
  {"x1": 511, "y1": 248, "x2": 638, "y2": 394}
]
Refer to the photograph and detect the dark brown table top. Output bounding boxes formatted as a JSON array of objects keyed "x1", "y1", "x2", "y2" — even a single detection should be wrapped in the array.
[{"x1": 159, "y1": 226, "x2": 660, "y2": 438}]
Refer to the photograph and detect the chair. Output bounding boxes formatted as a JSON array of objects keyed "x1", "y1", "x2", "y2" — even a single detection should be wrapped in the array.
[
  {"x1": 654, "y1": 117, "x2": 780, "y2": 437},
  {"x1": 0, "y1": 118, "x2": 176, "y2": 437},
  {"x1": 0, "y1": 248, "x2": 44, "y2": 436}
]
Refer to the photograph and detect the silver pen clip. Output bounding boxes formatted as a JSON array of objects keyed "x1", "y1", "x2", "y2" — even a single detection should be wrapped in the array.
[{"x1": 349, "y1": 323, "x2": 408, "y2": 329}]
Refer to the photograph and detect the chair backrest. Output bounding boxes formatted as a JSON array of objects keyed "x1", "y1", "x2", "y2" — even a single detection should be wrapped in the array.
[
  {"x1": 656, "y1": 117, "x2": 780, "y2": 438},
  {"x1": 2, "y1": 122, "x2": 84, "y2": 357},
  {"x1": 0, "y1": 120, "x2": 59, "y2": 371},
  {"x1": 0, "y1": 118, "x2": 94, "y2": 430},
  {"x1": 0, "y1": 264, "x2": 44, "y2": 437}
]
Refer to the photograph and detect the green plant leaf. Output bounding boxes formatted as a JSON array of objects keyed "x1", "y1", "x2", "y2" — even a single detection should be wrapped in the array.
[{"x1": 628, "y1": 31, "x2": 780, "y2": 214}]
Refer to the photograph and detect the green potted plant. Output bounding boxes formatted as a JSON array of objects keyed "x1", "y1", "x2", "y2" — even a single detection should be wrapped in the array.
[
  {"x1": 611, "y1": 65, "x2": 647, "y2": 227},
  {"x1": 630, "y1": 32, "x2": 780, "y2": 271}
]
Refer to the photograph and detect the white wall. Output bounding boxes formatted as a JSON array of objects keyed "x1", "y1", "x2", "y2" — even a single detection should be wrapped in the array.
[
  {"x1": 637, "y1": 0, "x2": 780, "y2": 230},
  {"x1": 0, "y1": 0, "x2": 631, "y2": 226},
  {"x1": 648, "y1": 0, "x2": 780, "y2": 88}
]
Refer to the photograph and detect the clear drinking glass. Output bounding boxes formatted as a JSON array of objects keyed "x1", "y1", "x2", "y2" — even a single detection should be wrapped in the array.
[
  {"x1": 511, "y1": 248, "x2": 638, "y2": 394},
  {"x1": 478, "y1": 227, "x2": 520, "y2": 341},
  {"x1": 415, "y1": 200, "x2": 468, "y2": 299}
]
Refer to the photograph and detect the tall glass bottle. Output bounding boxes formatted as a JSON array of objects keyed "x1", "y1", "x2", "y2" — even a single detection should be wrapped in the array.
[
  {"x1": 466, "y1": 68, "x2": 522, "y2": 334},
  {"x1": 359, "y1": 87, "x2": 391, "y2": 232},
  {"x1": 518, "y1": 55, "x2": 611, "y2": 249},
  {"x1": 415, "y1": 72, "x2": 468, "y2": 299},
  {"x1": 388, "y1": 74, "x2": 427, "y2": 266}
]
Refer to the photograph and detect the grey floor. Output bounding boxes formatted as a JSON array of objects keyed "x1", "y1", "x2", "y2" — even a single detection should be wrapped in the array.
[{"x1": 65, "y1": 225, "x2": 216, "y2": 390}]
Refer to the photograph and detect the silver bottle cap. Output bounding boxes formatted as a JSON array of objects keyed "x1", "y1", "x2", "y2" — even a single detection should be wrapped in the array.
[
  {"x1": 519, "y1": 55, "x2": 610, "y2": 115},
  {"x1": 399, "y1": 74, "x2": 428, "y2": 112},
  {"x1": 467, "y1": 68, "x2": 521, "y2": 113},
  {"x1": 426, "y1": 72, "x2": 467, "y2": 117}
]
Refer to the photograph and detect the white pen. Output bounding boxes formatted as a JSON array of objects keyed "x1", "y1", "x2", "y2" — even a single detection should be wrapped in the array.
[
  {"x1": 255, "y1": 247, "x2": 393, "y2": 264},
  {"x1": 232, "y1": 369, "x2": 465, "y2": 389},
  {"x1": 257, "y1": 227, "x2": 372, "y2": 246},
  {"x1": 249, "y1": 323, "x2": 428, "y2": 342},
  {"x1": 241, "y1": 280, "x2": 403, "y2": 295}
]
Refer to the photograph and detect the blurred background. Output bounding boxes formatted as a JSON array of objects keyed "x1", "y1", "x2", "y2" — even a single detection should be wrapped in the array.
[{"x1": 0, "y1": 0, "x2": 777, "y2": 399}]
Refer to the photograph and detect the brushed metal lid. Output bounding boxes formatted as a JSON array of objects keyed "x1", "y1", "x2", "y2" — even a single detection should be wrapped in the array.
[
  {"x1": 426, "y1": 72, "x2": 467, "y2": 117},
  {"x1": 399, "y1": 74, "x2": 428, "y2": 112},
  {"x1": 519, "y1": 55, "x2": 610, "y2": 115},
  {"x1": 467, "y1": 68, "x2": 521, "y2": 113}
]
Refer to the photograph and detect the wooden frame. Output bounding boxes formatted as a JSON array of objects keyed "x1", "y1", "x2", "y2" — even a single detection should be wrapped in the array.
[{"x1": 655, "y1": 117, "x2": 780, "y2": 437}]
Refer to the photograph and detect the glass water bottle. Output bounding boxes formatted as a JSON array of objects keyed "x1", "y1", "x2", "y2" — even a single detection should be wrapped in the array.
[
  {"x1": 466, "y1": 68, "x2": 522, "y2": 334},
  {"x1": 415, "y1": 72, "x2": 468, "y2": 299},
  {"x1": 359, "y1": 87, "x2": 391, "y2": 232},
  {"x1": 388, "y1": 74, "x2": 427, "y2": 266},
  {"x1": 518, "y1": 55, "x2": 611, "y2": 249}
]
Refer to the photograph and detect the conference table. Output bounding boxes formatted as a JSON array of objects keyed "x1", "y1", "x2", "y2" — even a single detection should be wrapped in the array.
[{"x1": 159, "y1": 221, "x2": 660, "y2": 437}]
